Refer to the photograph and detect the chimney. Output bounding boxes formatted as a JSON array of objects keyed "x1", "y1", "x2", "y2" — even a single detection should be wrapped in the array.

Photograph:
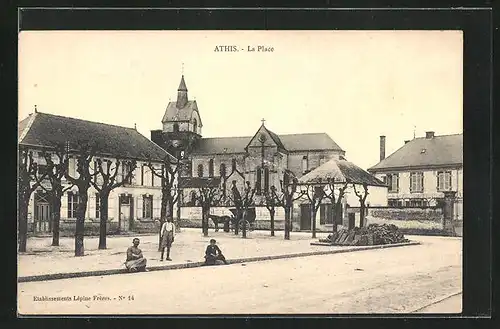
[
  {"x1": 425, "y1": 131, "x2": 435, "y2": 139},
  {"x1": 404, "y1": 140, "x2": 410, "y2": 144},
  {"x1": 379, "y1": 135, "x2": 386, "y2": 161}
]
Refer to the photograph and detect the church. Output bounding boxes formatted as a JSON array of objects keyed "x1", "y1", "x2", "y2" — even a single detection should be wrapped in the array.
[{"x1": 151, "y1": 75, "x2": 346, "y2": 206}]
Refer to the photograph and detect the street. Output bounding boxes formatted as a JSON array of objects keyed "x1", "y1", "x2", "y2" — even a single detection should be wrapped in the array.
[{"x1": 18, "y1": 235, "x2": 462, "y2": 314}]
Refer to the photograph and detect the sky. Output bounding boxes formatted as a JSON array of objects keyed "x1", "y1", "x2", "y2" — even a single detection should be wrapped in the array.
[{"x1": 18, "y1": 30, "x2": 463, "y2": 170}]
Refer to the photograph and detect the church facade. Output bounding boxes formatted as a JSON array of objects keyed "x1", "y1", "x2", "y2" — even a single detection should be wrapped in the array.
[{"x1": 151, "y1": 75, "x2": 346, "y2": 206}]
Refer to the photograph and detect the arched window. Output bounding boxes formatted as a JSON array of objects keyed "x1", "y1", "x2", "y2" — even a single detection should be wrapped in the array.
[
  {"x1": 302, "y1": 155, "x2": 308, "y2": 174},
  {"x1": 197, "y1": 164, "x2": 204, "y2": 177},
  {"x1": 220, "y1": 163, "x2": 227, "y2": 178},
  {"x1": 256, "y1": 167, "x2": 262, "y2": 195},
  {"x1": 191, "y1": 191, "x2": 197, "y2": 206},
  {"x1": 264, "y1": 167, "x2": 270, "y2": 193},
  {"x1": 232, "y1": 158, "x2": 237, "y2": 171},
  {"x1": 208, "y1": 159, "x2": 214, "y2": 177},
  {"x1": 173, "y1": 122, "x2": 179, "y2": 132},
  {"x1": 193, "y1": 119, "x2": 197, "y2": 133}
]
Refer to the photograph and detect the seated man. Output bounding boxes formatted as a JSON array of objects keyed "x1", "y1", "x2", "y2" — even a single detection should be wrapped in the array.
[
  {"x1": 125, "y1": 238, "x2": 147, "y2": 272},
  {"x1": 204, "y1": 239, "x2": 228, "y2": 265}
]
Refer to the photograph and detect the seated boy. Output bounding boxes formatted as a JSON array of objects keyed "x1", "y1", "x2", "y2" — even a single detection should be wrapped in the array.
[
  {"x1": 125, "y1": 238, "x2": 147, "y2": 272},
  {"x1": 204, "y1": 239, "x2": 228, "y2": 265}
]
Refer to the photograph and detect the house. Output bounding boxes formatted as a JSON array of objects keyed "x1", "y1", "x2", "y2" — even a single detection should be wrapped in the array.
[
  {"x1": 368, "y1": 132, "x2": 463, "y2": 220},
  {"x1": 18, "y1": 111, "x2": 175, "y2": 234}
]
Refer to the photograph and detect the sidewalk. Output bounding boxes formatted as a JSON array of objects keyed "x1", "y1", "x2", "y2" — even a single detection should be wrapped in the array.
[{"x1": 18, "y1": 228, "x2": 420, "y2": 282}]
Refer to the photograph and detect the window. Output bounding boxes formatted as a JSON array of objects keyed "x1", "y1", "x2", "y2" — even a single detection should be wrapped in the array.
[
  {"x1": 302, "y1": 155, "x2": 308, "y2": 174},
  {"x1": 143, "y1": 195, "x2": 153, "y2": 218},
  {"x1": 232, "y1": 159, "x2": 237, "y2": 171},
  {"x1": 120, "y1": 195, "x2": 131, "y2": 205},
  {"x1": 319, "y1": 155, "x2": 326, "y2": 166},
  {"x1": 209, "y1": 159, "x2": 214, "y2": 177},
  {"x1": 197, "y1": 164, "x2": 204, "y2": 177},
  {"x1": 437, "y1": 171, "x2": 452, "y2": 191},
  {"x1": 95, "y1": 193, "x2": 100, "y2": 218},
  {"x1": 410, "y1": 172, "x2": 424, "y2": 193},
  {"x1": 220, "y1": 163, "x2": 227, "y2": 178},
  {"x1": 264, "y1": 167, "x2": 270, "y2": 193},
  {"x1": 141, "y1": 165, "x2": 144, "y2": 185},
  {"x1": 121, "y1": 162, "x2": 133, "y2": 184},
  {"x1": 381, "y1": 175, "x2": 387, "y2": 184},
  {"x1": 173, "y1": 123, "x2": 179, "y2": 132},
  {"x1": 319, "y1": 204, "x2": 334, "y2": 224},
  {"x1": 67, "y1": 192, "x2": 78, "y2": 218},
  {"x1": 193, "y1": 119, "x2": 197, "y2": 133},
  {"x1": 37, "y1": 164, "x2": 49, "y2": 176},
  {"x1": 256, "y1": 167, "x2": 262, "y2": 195},
  {"x1": 151, "y1": 166, "x2": 155, "y2": 186},
  {"x1": 387, "y1": 174, "x2": 399, "y2": 192}
]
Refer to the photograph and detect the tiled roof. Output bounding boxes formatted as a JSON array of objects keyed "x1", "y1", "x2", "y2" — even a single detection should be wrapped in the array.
[
  {"x1": 299, "y1": 158, "x2": 386, "y2": 187},
  {"x1": 18, "y1": 112, "x2": 174, "y2": 162},
  {"x1": 191, "y1": 133, "x2": 343, "y2": 155},
  {"x1": 368, "y1": 134, "x2": 463, "y2": 171},
  {"x1": 280, "y1": 133, "x2": 344, "y2": 152},
  {"x1": 161, "y1": 101, "x2": 200, "y2": 123},
  {"x1": 179, "y1": 177, "x2": 221, "y2": 188}
]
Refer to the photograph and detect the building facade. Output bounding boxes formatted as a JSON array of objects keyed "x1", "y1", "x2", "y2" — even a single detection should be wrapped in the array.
[
  {"x1": 18, "y1": 112, "x2": 175, "y2": 234},
  {"x1": 368, "y1": 132, "x2": 463, "y2": 219},
  {"x1": 151, "y1": 75, "x2": 346, "y2": 206}
]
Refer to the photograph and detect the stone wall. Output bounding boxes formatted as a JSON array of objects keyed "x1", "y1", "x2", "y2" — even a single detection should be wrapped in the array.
[
  {"x1": 58, "y1": 220, "x2": 120, "y2": 236},
  {"x1": 367, "y1": 207, "x2": 443, "y2": 222}
]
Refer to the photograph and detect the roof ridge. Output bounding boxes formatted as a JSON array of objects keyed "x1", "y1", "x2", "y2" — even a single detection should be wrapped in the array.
[
  {"x1": 18, "y1": 112, "x2": 38, "y2": 143},
  {"x1": 36, "y1": 111, "x2": 136, "y2": 131},
  {"x1": 279, "y1": 132, "x2": 327, "y2": 136}
]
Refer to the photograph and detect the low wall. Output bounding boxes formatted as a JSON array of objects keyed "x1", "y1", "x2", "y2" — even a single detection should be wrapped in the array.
[
  {"x1": 132, "y1": 220, "x2": 160, "y2": 234},
  {"x1": 367, "y1": 207, "x2": 443, "y2": 222},
  {"x1": 362, "y1": 207, "x2": 452, "y2": 236},
  {"x1": 58, "y1": 220, "x2": 120, "y2": 237}
]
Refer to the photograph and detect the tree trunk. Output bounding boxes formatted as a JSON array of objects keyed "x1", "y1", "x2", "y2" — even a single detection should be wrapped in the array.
[
  {"x1": 311, "y1": 205, "x2": 317, "y2": 238},
  {"x1": 331, "y1": 203, "x2": 337, "y2": 234},
  {"x1": 360, "y1": 204, "x2": 366, "y2": 228},
  {"x1": 74, "y1": 192, "x2": 88, "y2": 257},
  {"x1": 242, "y1": 209, "x2": 247, "y2": 239},
  {"x1": 270, "y1": 208, "x2": 275, "y2": 237},
  {"x1": 284, "y1": 205, "x2": 291, "y2": 240},
  {"x1": 18, "y1": 194, "x2": 30, "y2": 252},
  {"x1": 175, "y1": 191, "x2": 181, "y2": 233},
  {"x1": 234, "y1": 207, "x2": 240, "y2": 235},
  {"x1": 202, "y1": 205, "x2": 209, "y2": 237},
  {"x1": 51, "y1": 195, "x2": 62, "y2": 247},
  {"x1": 98, "y1": 192, "x2": 110, "y2": 250}
]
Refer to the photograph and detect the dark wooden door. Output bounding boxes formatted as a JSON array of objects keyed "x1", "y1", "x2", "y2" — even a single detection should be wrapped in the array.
[
  {"x1": 348, "y1": 213, "x2": 355, "y2": 229},
  {"x1": 300, "y1": 204, "x2": 312, "y2": 230},
  {"x1": 35, "y1": 203, "x2": 51, "y2": 232}
]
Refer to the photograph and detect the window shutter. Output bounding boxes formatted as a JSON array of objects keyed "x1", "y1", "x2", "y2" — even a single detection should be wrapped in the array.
[
  {"x1": 409, "y1": 173, "x2": 413, "y2": 192},
  {"x1": 138, "y1": 196, "x2": 144, "y2": 219},
  {"x1": 437, "y1": 172, "x2": 440, "y2": 191},
  {"x1": 448, "y1": 172, "x2": 452, "y2": 190},
  {"x1": 420, "y1": 173, "x2": 424, "y2": 192}
]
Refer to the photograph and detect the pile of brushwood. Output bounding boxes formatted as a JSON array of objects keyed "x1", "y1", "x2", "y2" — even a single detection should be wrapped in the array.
[{"x1": 319, "y1": 224, "x2": 410, "y2": 246}]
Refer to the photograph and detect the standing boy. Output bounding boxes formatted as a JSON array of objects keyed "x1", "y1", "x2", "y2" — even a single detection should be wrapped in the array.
[{"x1": 160, "y1": 217, "x2": 175, "y2": 261}]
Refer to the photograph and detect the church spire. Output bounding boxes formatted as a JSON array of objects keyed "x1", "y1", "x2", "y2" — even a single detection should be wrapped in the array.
[{"x1": 176, "y1": 75, "x2": 188, "y2": 108}]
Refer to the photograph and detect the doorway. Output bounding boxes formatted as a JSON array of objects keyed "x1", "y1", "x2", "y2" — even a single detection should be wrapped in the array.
[
  {"x1": 300, "y1": 204, "x2": 312, "y2": 230},
  {"x1": 34, "y1": 192, "x2": 51, "y2": 233},
  {"x1": 119, "y1": 194, "x2": 133, "y2": 231}
]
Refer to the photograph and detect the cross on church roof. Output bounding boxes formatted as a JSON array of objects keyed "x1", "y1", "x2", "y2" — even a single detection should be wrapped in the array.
[
  {"x1": 261, "y1": 118, "x2": 265, "y2": 125},
  {"x1": 181, "y1": 62, "x2": 184, "y2": 75}
]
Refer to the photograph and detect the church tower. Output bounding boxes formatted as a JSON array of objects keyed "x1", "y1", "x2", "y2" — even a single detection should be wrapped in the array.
[
  {"x1": 151, "y1": 74, "x2": 203, "y2": 176},
  {"x1": 177, "y1": 75, "x2": 188, "y2": 108}
]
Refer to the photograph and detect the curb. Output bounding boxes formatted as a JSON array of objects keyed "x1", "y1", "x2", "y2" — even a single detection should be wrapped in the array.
[{"x1": 18, "y1": 241, "x2": 420, "y2": 283}]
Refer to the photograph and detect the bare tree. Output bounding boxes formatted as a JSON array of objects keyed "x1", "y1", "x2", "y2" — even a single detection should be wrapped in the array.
[
  {"x1": 91, "y1": 158, "x2": 137, "y2": 249},
  {"x1": 271, "y1": 171, "x2": 305, "y2": 240},
  {"x1": 64, "y1": 142, "x2": 98, "y2": 257},
  {"x1": 35, "y1": 146, "x2": 73, "y2": 246},
  {"x1": 147, "y1": 155, "x2": 180, "y2": 251},
  {"x1": 263, "y1": 186, "x2": 279, "y2": 237},
  {"x1": 18, "y1": 148, "x2": 49, "y2": 252},
  {"x1": 228, "y1": 181, "x2": 256, "y2": 239},
  {"x1": 352, "y1": 183, "x2": 369, "y2": 228},
  {"x1": 302, "y1": 183, "x2": 326, "y2": 238},
  {"x1": 195, "y1": 182, "x2": 223, "y2": 237},
  {"x1": 324, "y1": 178, "x2": 349, "y2": 234}
]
